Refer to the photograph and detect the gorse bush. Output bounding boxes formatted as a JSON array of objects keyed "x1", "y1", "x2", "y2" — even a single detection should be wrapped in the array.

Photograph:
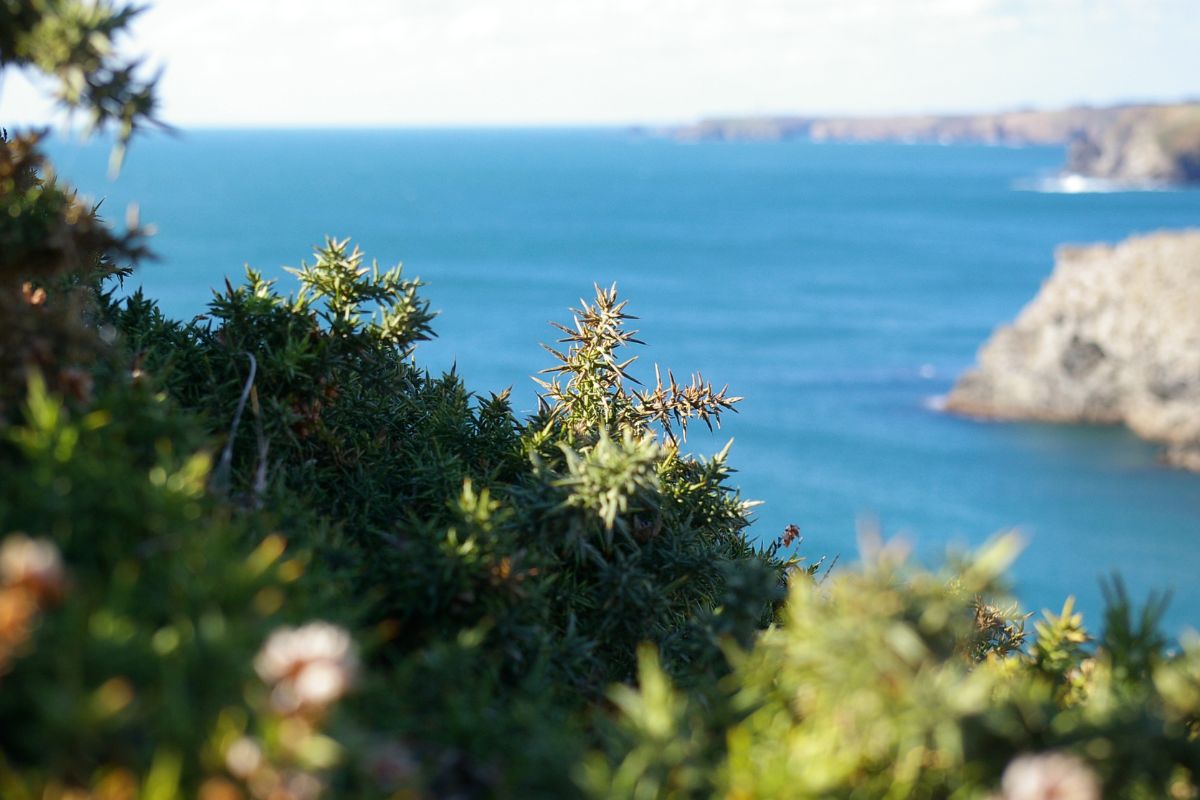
[
  {"x1": 4, "y1": 2, "x2": 1200, "y2": 798},
  {"x1": 586, "y1": 538, "x2": 1200, "y2": 799},
  {"x1": 112, "y1": 240, "x2": 777, "y2": 688}
]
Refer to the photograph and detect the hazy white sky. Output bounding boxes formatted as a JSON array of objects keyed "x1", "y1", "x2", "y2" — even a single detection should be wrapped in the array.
[{"x1": 4, "y1": 0, "x2": 1197, "y2": 127}]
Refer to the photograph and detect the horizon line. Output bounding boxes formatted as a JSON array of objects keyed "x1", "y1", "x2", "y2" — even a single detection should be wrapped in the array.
[{"x1": 12, "y1": 93, "x2": 1200, "y2": 136}]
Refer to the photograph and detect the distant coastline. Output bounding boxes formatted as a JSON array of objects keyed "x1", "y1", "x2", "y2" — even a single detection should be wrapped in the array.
[{"x1": 663, "y1": 102, "x2": 1200, "y2": 185}]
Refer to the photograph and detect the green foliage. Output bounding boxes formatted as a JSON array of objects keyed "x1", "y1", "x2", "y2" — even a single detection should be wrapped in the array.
[
  {"x1": 586, "y1": 536, "x2": 1200, "y2": 799},
  {"x1": 2, "y1": 168, "x2": 782, "y2": 792},
  {"x1": 536, "y1": 284, "x2": 740, "y2": 445},
  {"x1": 109, "y1": 244, "x2": 781, "y2": 703},
  {"x1": 287, "y1": 237, "x2": 435, "y2": 352},
  {"x1": 0, "y1": 0, "x2": 163, "y2": 155},
  {"x1": 0, "y1": 374, "x2": 316, "y2": 795},
  {"x1": 0, "y1": 129, "x2": 147, "y2": 421}
]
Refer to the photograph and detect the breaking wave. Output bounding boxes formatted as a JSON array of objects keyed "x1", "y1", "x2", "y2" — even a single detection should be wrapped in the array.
[{"x1": 1013, "y1": 174, "x2": 1178, "y2": 194}]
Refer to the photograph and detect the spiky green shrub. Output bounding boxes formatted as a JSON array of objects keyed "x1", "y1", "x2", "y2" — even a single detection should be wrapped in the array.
[
  {"x1": 4, "y1": 212, "x2": 783, "y2": 796},
  {"x1": 102, "y1": 249, "x2": 787, "y2": 795},
  {"x1": 584, "y1": 536, "x2": 1200, "y2": 799},
  {"x1": 0, "y1": 377, "x2": 328, "y2": 797}
]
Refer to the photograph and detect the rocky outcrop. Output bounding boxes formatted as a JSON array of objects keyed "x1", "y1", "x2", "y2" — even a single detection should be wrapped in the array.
[
  {"x1": 1066, "y1": 105, "x2": 1200, "y2": 184},
  {"x1": 945, "y1": 231, "x2": 1200, "y2": 469},
  {"x1": 667, "y1": 103, "x2": 1200, "y2": 185}
]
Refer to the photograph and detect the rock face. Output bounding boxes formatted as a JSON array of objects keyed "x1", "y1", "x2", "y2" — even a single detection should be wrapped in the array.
[
  {"x1": 945, "y1": 231, "x2": 1200, "y2": 469},
  {"x1": 666, "y1": 103, "x2": 1200, "y2": 185},
  {"x1": 1066, "y1": 106, "x2": 1200, "y2": 184}
]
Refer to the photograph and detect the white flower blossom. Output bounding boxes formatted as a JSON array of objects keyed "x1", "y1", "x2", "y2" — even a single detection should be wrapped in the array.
[
  {"x1": 0, "y1": 534, "x2": 65, "y2": 602},
  {"x1": 1001, "y1": 752, "x2": 1101, "y2": 800},
  {"x1": 254, "y1": 622, "x2": 358, "y2": 714},
  {"x1": 225, "y1": 736, "x2": 264, "y2": 779}
]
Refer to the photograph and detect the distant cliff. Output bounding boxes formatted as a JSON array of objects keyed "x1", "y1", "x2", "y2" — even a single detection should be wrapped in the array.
[
  {"x1": 1065, "y1": 105, "x2": 1200, "y2": 184},
  {"x1": 945, "y1": 231, "x2": 1200, "y2": 470},
  {"x1": 668, "y1": 103, "x2": 1200, "y2": 184}
]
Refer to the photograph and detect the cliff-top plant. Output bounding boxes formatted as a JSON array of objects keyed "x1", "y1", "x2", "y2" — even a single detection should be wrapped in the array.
[{"x1": 535, "y1": 283, "x2": 740, "y2": 444}]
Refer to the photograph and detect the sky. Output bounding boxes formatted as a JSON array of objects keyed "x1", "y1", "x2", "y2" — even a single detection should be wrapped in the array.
[{"x1": 3, "y1": 0, "x2": 1198, "y2": 127}]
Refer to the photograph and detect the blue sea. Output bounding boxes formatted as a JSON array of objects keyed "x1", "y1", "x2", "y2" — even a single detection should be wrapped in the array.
[{"x1": 47, "y1": 129, "x2": 1200, "y2": 634}]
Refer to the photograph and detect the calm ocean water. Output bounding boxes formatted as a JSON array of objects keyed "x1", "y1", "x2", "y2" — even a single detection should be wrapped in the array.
[{"x1": 47, "y1": 129, "x2": 1200, "y2": 633}]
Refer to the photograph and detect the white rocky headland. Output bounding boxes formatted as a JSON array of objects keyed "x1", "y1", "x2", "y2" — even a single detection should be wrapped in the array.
[{"x1": 946, "y1": 230, "x2": 1200, "y2": 470}]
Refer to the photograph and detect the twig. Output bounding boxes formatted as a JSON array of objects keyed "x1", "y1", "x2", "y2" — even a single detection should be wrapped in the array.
[
  {"x1": 250, "y1": 384, "x2": 269, "y2": 509},
  {"x1": 818, "y1": 553, "x2": 840, "y2": 586},
  {"x1": 212, "y1": 352, "x2": 257, "y2": 493}
]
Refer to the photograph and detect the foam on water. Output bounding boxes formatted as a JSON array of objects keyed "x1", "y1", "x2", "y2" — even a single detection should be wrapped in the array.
[
  {"x1": 1014, "y1": 173, "x2": 1180, "y2": 194},
  {"x1": 922, "y1": 394, "x2": 948, "y2": 412}
]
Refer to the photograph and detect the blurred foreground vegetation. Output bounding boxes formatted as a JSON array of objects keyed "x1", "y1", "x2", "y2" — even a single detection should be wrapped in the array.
[{"x1": 3, "y1": 2, "x2": 1200, "y2": 797}]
